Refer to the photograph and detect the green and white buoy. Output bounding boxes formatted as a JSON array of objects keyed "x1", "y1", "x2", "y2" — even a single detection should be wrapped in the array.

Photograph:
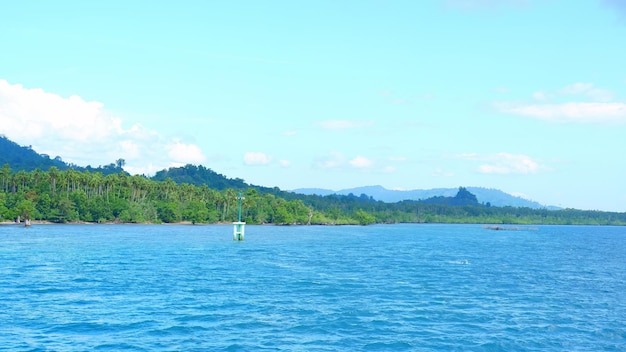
[{"x1": 233, "y1": 193, "x2": 245, "y2": 241}]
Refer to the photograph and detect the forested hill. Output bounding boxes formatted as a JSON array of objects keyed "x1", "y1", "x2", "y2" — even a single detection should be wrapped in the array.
[
  {"x1": 151, "y1": 164, "x2": 249, "y2": 190},
  {"x1": 0, "y1": 136, "x2": 125, "y2": 175},
  {"x1": 148, "y1": 165, "x2": 485, "y2": 208},
  {"x1": 419, "y1": 187, "x2": 479, "y2": 206},
  {"x1": 0, "y1": 136, "x2": 65, "y2": 171},
  {"x1": 293, "y1": 185, "x2": 552, "y2": 209},
  {"x1": 2, "y1": 135, "x2": 626, "y2": 225},
  {"x1": 149, "y1": 165, "x2": 309, "y2": 202},
  {"x1": 0, "y1": 136, "x2": 547, "y2": 209},
  {"x1": 0, "y1": 137, "x2": 292, "y2": 199}
]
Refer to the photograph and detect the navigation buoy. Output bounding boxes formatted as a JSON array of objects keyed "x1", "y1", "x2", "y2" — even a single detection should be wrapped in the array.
[{"x1": 233, "y1": 193, "x2": 245, "y2": 241}]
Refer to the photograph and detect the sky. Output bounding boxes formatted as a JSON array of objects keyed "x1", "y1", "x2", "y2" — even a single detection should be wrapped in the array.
[{"x1": 1, "y1": 0, "x2": 625, "y2": 212}]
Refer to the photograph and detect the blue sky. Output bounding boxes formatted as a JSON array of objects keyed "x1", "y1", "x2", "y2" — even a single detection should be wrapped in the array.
[{"x1": 1, "y1": 0, "x2": 625, "y2": 211}]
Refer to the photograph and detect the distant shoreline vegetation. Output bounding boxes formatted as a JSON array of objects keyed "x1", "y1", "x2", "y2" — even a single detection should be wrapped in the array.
[{"x1": 1, "y1": 164, "x2": 625, "y2": 226}]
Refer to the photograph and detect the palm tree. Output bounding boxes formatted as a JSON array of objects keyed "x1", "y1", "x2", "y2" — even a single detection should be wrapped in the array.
[
  {"x1": 0, "y1": 164, "x2": 10, "y2": 193},
  {"x1": 48, "y1": 166, "x2": 59, "y2": 196},
  {"x1": 223, "y1": 188, "x2": 237, "y2": 221},
  {"x1": 65, "y1": 168, "x2": 80, "y2": 194},
  {"x1": 15, "y1": 170, "x2": 29, "y2": 192},
  {"x1": 104, "y1": 173, "x2": 116, "y2": 202},
  {"x1": 31, "y1": 168, "x2": 43, "y2": 190},
  {"x1": 161, "y1": 178, "x2": 177, "y2": 200}
]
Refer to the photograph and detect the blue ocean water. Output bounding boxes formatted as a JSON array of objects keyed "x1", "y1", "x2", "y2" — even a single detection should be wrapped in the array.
[{"x1": 1, "y1": 224, "x2": 625, "y2": 351}]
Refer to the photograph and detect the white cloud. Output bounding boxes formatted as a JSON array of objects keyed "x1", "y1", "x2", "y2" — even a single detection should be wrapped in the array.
[
  {"x1": 458, "y1": 152, "x2": 542, "y2": 175},
  {"x1": 243, "y1": 152, "x2": 272, "y2": 165},
  {"x1": 561, "y1": 82, "x2": 614, "y2": 102},
  {"x1": 166, "y1": 140, "x2": 206, "y2": 164},
  {"x1": 0, "y1": 79, "x2": 206, "y2": 174},
  {"x1": 119, "y1": 140, "x2": 141, "y2": 159},
  {"x1": 349, "y1": 156, "x2": 373, "y2": 168},
  {"x1": 315, "y1": 151, "x2": 345, "y2": 169},
  {"x1": 279, "y1": 159, "x2": 291, "y2": 167},
  {"x1": 456, "y1": 152, "x2": 543, "y2": 174},
  {"x1": 316, "y1": 153, "x2": 382, "y2": 171},
  {"x1": 587, "y1": 89, "x2": 615, "y2": 103},
  {"x1": 318, "y1": 120, "x2": 373, "y2": 130},
  {"x1": 496, "y1": 102, "x2": 626, "y2": 124},
  {"x1": 561, "y1": 82, "x2": 594, "y2": 95},
  {"x1": 432, "y1": 168, "x2": 454, "y2": 177},
  {"x1": 532, "y1": 91, "x2": 548, "y2": 101},
  {"x1": 510, "y1": 191, "x2": 532, "y2": 200},
  {"x1": 497, "y1": 82, "x2": 624, "y2": 124},
  {"x1": 0, "y1": 79, "x2": 127, "y2": 143},
  {"x1": 315, "y1": 152, "x2": 398, "y2": 173},
  {"x1": 124, "y1": 163, "x2": 162, "y2": 176}
]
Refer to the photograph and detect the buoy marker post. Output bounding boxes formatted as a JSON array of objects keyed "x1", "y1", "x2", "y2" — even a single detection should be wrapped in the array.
[{"x1": 233, "y1": 192, "x2": 245, "y2": 241}]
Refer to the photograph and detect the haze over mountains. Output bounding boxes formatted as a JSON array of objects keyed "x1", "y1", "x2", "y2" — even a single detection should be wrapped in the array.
[{"x1": 294, "y1": 186, "x2": 558, "y2": 209}]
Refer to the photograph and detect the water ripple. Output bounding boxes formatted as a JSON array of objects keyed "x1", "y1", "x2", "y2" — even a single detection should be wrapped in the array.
[{"x1": 1, "y1": 224, "x2": 625, "y2": 350}]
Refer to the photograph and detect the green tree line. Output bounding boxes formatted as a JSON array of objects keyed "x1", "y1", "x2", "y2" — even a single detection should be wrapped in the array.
[{"x1": 1, "y1": 164, "x2": 625, "y2": 226}]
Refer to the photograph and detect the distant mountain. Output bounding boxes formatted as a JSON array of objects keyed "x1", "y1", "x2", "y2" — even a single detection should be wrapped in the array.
[
  {"x1": 1, "y1": 135, "x2": 557, "y2": 209},
  {"x1": 293, "y1": 185, "x2": 557, "y2": 209},
  {"x1": 290, "y1": 188, "x2": 336, "y2": 196},
  {"x1": 0, "y1": 135, "x2": 126, "y2": 175}
]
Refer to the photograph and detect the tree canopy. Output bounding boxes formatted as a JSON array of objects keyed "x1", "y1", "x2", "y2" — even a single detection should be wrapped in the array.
[
  {"x1": 1, "y1": 164, "x2": 625, "y2": 226},
  {"x1": 0, "y1": 136, "x2": 126, "y2": 175},
  {"x1": 1, "y1": 137, "x2": 625, "y2": 226}
]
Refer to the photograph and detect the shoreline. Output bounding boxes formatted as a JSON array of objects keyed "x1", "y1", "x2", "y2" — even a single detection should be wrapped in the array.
[
  {"x1": 2, "y1": 220, "x2": 623, "y2": 227},
  {"x1": 0, "y1": 220, "x2": 312, "y2": 226},
  {"x1": 0, "y1": 220, "x2": 226, "y2": 226}
]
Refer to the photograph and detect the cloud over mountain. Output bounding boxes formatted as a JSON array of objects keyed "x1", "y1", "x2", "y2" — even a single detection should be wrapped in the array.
[{"x1": 0, "y1": 79, "x2": 205, "y2": 175}]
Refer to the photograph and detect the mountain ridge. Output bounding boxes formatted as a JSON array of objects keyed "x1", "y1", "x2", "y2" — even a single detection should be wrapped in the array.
[
  {"x1": 293, "y1": 185, "x2": 559, "y2": 209},
  {"x1": 1, "y1": 135, "x2": 556, "y2": 209},
  {"x1": 0, "y1": 135, "x2": 126, "y2": 175}
]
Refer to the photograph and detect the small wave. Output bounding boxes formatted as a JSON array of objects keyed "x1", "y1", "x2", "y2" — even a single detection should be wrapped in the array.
[
  {"x1": 363, "y1": 341, "x2": 414, "y2": 350},
  {"x1": 148, "y1": 324, "x2": 210, "y2": 336},
  {"x1": 225, "y1": 343, "x2": 253, "y2": 352},
  {"x1": 44, "y1": 322, "x2": 114, "y2": 334},
  {"x1": 449, "y1": 260, "x2": 471, "y2": 265},
  {"x1": 94, "y1": 342, "x2": 145, "y2": 351},
  {"x1": 30, "y1": 287, "x2": 70, "y2": 294}
]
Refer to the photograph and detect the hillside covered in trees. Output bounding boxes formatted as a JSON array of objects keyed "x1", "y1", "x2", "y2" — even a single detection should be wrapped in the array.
[
  {"x1": 2, "y1": 164, "x2": 625, "y2": 226},
  {"x1": 1, "y1": 137, "x2": 625, "y2": 226},
  {"x1": 0, "y1": 136, "x2": 126, "y2": 175}
]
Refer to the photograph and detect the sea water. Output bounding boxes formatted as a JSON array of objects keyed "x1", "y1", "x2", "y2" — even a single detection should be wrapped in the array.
[{"x1": 1, "y1": 224, "x2": 625, "y2": 351}]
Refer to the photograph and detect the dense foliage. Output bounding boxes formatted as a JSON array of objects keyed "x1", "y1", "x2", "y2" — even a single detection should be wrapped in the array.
[
  {"x1": 3, "y1": 137, "x2": 624, "y2": 225},
  {"x1": 1, "y1": 165, "x2": 625, "y2": 226},
  {"x1": 151, "y1": 164, "x2": 248, "y2": 190},
  {"x1": 0, "y1": 164, "x2": 313, "y2": 225}
]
